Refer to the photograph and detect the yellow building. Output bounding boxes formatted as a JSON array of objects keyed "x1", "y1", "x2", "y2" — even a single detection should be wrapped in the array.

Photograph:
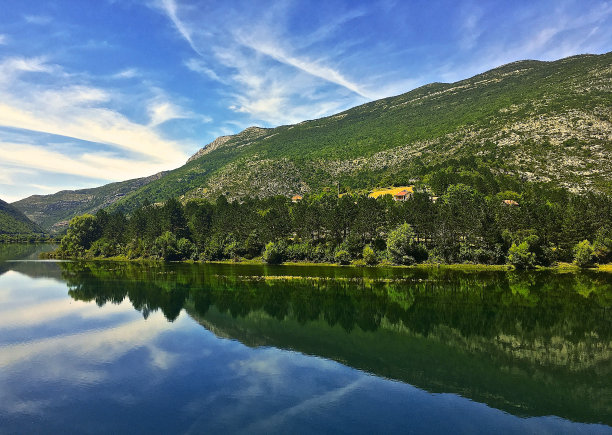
[{"x1": 368, "y1": 186, "x2": 414, "y2": 201}]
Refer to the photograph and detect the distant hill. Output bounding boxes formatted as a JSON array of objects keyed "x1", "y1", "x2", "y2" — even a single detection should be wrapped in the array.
[
  {"x1": 12, "y1": 172, "x2": 166, "y2": 233},
  {"x1": 14, "y1": 51, "x2": 612, "y2": 227},
  {"x1": 0, "y1": 198, "x2": 43, "y2": 234}
]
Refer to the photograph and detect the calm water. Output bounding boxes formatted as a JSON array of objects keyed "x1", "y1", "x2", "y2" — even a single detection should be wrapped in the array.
[{"x1": 0, "y1": 244, "x2": 611, "y2": 434}]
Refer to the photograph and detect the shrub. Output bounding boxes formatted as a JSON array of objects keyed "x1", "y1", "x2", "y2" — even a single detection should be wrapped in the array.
[
  {"x1": 285, "y1": 242, "x2": 310, "y2": 261},
  {"x1": 177, "y1": 238, "x2": 197, "y2": 260},
  {"x1": 223, "y1": 240, "x2": 241, "y2": 260},
  {"x1": 362, "y1": 245, "x2": 378, "y2": 265},
  {"x1": 508, "y1": 241, "x2": 536, "y2": 269},
  {"x1": 88, "y1": 238, "x2": 119, "y2": 258},
  {"x1": 200, "y1": 234, "x2": 225, "y2": 261},
  {"x1": 573, "y1": 240, "x2": 594, "y2": 268},
  {"x1": 593, "y1": 228, "x2": 612, "y2": 264},
  {"x1": 263, "y1": 241, "x2": 285, "y2": 264},
  {"x1": 244, "y1": 231, "x2": 264, "y2": 259},
  {"x1": 387, "y1": 223, "x2": 427, "y2": 264},
  {"x1": 153, "y1": 231, "x2": 179, "y2": 261},
  {"x1": 334, "y1": 249, "x2": 351, "y2": 265}
]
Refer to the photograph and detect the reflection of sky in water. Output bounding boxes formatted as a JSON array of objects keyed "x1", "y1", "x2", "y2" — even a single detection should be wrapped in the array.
[{"x1": 0, "y1": 270, "x2": 610, "y2": 434}]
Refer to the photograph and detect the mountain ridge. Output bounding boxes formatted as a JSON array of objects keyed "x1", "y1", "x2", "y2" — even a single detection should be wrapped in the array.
[
  {"x1": 13, "y1": 171, "x2": 167, "y2": 232},
  {"x1": 12, "y1": 51, "x2": 612, "y2": 229}
]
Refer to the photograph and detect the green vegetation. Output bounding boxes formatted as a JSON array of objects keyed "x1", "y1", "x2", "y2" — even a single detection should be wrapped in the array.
[
  {"x1": 12, "y1": 52, "x2": 612, "y2": 233},
  {"x1": 0, "y1": 198, "x2": 44, "y2": 235},
  {"x1": 50, "y1": 178, "x2": 612, "y2": 269},
  {"x1": 574, "y1": 240, "x2": 595, "y2": 267},
  {"x1": 109, "y1": 52, "x2": 611, "y2": 209},
  {"x1": 11, "y1": 172, "x2": 165, "y2": 232}
]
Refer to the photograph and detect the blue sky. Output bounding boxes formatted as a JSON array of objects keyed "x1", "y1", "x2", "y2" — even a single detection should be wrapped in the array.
[{"x1": 0, "y1": 0, "x2": 610, "y2": 202}]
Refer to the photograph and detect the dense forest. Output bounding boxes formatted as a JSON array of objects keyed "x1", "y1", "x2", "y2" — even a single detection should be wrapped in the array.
[{"x1": 51, "y1": 172, "x2": 612, "y2": 268}]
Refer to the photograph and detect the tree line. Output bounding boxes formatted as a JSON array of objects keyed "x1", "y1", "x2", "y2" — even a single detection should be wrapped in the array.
[{"x1": 53, "y1": 183, "x2": 612, "y2": 268}]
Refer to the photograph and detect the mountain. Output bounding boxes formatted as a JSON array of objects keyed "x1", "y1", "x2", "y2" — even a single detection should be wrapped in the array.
[
  {"x1": 0, "y1": 198, "x2": 43, "y2": 234},
  {"x1": 14, "y1": 51, "x2": 612, "y2": 226},
  {"x1": 12, "y1": 172, "x2": 166, "y2": 233},
  {"x1": 109, "y1": 51, "x2": 612, "y2": 211}
]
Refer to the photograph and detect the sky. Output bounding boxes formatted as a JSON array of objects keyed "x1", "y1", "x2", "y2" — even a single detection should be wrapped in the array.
[{"x1": 0, "y1": 0, "x2": 610, "y2": 202}]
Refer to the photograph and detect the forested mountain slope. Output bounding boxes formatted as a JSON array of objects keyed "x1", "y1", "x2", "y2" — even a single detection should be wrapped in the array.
[
  {"x1": 13, "y1": 51, "x2": 612, "y2": 226},
  {"x1": 0, "y1": 198, "x2": 43, "y2": 234},
  {"x1": 13, "y1": 172, "x2": 166, "y2": 233},
  {"x1": 111, "y1": 51, "x2": 611, "y2": 211}
]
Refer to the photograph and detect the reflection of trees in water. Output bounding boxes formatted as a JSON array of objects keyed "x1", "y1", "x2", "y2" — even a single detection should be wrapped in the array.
[
  {"x1": 59, "y1": 261, "x2": 612, "y2": 425},
  {"x1": 62, "y1": 262, "x2": 612, "y2": 343}
]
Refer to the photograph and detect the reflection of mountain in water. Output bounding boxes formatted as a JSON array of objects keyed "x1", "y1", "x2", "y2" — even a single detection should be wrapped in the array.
[
  {"x1": 0, "y1": 244, "x2": 61, "y2": 279},
  {"x1": 55, "y1": 261, "x2": 612, "y2": 425}
]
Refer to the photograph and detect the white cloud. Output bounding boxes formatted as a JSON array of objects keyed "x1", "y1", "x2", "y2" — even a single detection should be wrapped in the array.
[
  {"x1": 236, "y1": 35, "x2": 374, "y2": 99},
  {"x1": 0, "y1": 142, "x2": 173, "y2": 181},
  {"x1": 458, "y1": 6, "x2": 484, "y2": 51},
  {"x1": 185, "y1": 58, "x2": 224, "y2": 83},
  {"x1": 0, "y1": 34, "x2": 7, "y2": 45},
  {"x1": 152, "y1": 0, "x2": 372, "y2": 125},
  {"x1": 147, "y1": 100, "x2": 189, "y2": 126},
  {"x1": 0, "y1": 56, "x2": 191, "y2": 173},
  {"x1": 23, "y1": 15, "x2": 52, "y2": 25},
  {"x1": 112, "y1": 68, "x2": 139, "y2": 79},
  {"x1": 0, "y1": 56, "x2": 53, "y2": 79},
  {"x1": 154, "y1": 0, "x2": 204, "y2": 56},
  {"x1": 0, "y1": 102, "x2": 187, "y2": 164}
]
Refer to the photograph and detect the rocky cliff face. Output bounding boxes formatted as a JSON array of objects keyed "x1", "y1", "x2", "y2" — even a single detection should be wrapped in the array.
[{"x1": 186, "y1": 127, "x2": 271, "y2": 163}]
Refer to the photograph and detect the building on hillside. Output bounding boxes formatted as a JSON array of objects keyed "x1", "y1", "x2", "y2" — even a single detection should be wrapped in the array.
[
  {"x1": 368, "y1": 186, "x2": 414, "y2": 201},
  {"x1": 394, "y1": 189, "x2": 412, "y2": 201},
  {"x1": 502, "y1": 199, "x2": 519, "y2": 206},
  {"x1": 291, "y1": 195, "x2": 303, "y2": 203}
]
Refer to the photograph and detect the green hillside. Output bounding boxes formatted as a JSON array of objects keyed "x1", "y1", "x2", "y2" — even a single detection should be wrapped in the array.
[
  {"x1": 14, "y1": 51, "x2": 612, "y2": 227},
  {"x1": 13, "y1": 172, "x2": 166, "y2": 233},
  {"x1": 0, "y1": 198, "x2": 43, "y2": 235},
  {"x1": 110, "y1": 51, "x2": 611, "y2": 211}
]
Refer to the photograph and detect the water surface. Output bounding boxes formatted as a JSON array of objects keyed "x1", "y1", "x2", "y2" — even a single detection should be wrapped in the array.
[{"x1": 0, "y1": 245, "x2": 611, "y2": 434}]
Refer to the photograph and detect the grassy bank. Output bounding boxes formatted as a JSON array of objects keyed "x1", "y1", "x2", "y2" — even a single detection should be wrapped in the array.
[{"x1": 39, "y1": 249, "x2": 612, "y2": 273}]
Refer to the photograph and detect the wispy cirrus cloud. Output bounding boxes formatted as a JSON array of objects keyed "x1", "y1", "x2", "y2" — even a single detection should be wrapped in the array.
[
  {"x1": 0, "y1": 55, "x2": 198, "y2": 200},
  {"x1": 1, "y1": 0, "x2": 610, "y2": 202},
  {"x1": 152, "y1": 0, "x2": 372, "y2": 125},
  {"x1": 23, "y1": 15, "x2": 52, "y2": 25},
  {"x1": 0, "y1": 141, "x2": 173, "y2": 182},
  {"x1": 111, "y1": 68, "x2": 139, "y2": 79}
]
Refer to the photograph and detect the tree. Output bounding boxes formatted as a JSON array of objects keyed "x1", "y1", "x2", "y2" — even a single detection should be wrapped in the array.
[
  {"x1": 263, "y1": 241, "x2": 285, "y2": 264},
  {"x1": 334, "y1": 249, "x2": 351, "y2": 265},
  {"x1": 573, "y1": 240, "x2": 594, "y2": 268},
  {"x1": 162, "y1": 198, "x2": 189, "y2": 239},
  {"x1": 507, "y1": 241, "x2": 535, "y2": 269},
  {"x1": 59, "y1": 214, "x2": 100, "y2": 256},
  {"x1": 362, "y1": 245, "x2": 378, "y2": 265},
  {"x1": 153, "y1": 231, "x2": 180, "y2": 261},
  {"x1": 387, "y1": 223, "x2": 427, "y2": 264}
]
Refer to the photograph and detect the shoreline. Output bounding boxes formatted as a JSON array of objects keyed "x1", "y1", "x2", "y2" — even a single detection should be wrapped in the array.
[{"x1": 37, "y1": 251, "x2": 612, "y2": 272}]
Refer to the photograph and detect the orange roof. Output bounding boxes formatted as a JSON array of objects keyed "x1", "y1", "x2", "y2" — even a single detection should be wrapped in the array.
[{"x1": 503, "y1": 199, "x2": 519, "y2": 206}]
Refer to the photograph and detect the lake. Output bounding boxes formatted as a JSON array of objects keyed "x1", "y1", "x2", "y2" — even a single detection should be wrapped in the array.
[{"x1": 0, "y1": 244, "x2": 611, "y2": 434}]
